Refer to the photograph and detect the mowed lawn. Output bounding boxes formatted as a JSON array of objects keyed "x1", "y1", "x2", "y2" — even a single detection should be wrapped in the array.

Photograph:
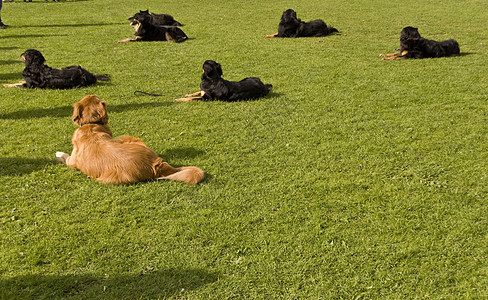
[{"x1": 0, "y1": 0, "x2": 487, "y2": 298}]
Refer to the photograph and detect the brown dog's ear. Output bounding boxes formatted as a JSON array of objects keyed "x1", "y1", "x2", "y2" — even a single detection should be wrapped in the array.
[
  {"x1": 96, "y1": 101, "x2": 109, "y2": 125},
  {"x1": 72, "y1": 102, "x2": 83, "y2": 126}
]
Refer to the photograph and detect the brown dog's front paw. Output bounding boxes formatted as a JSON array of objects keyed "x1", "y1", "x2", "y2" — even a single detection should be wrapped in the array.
[{"x1": 55, "y1": 152, "x2": 69, "y2": 164}]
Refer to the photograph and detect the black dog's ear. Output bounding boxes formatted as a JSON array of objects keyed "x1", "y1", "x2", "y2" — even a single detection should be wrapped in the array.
[
  {"x1": 291, "y1": 10, "x2": 297, "y2": 19},
  {"x1": 22, "y1": 49, "x2": 45, "y2": 66},
  {"x1": 203, "y1": 61, "x2": 222, "y2": 78},
  {"x1": 216, "y1": 63, "x2": 223, "y2": 76},
  {"x1": 140, "y1": 9, "x2": 149, "y2": 13}
]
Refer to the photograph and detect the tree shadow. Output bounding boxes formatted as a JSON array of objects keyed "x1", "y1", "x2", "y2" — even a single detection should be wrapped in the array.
[
  {"x1": 0, "y1": 34, "x2": 68, "y2": 39},
  {"x1": 17, "y1": 22, "x2": 125, "y2": 28},
  {"x1": 0, "y1": 268, "x2": 220, "y2": 299},
  {"x1": 0, "y1": 101, "x2": 176, "y2": 120},
  {"x1": 0, "y1": 157, "x2": 54, "y2": 177},
  {"x1": 0, "y1": 60, "x2": 22, "y2": 66},
  {"x1": 0, "y1": 46, "x2": 20, "y2": 51}
]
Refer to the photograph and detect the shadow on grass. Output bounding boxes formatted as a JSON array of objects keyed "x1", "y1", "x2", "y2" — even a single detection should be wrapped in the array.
[
  {"x1": 0, "y1": 46, "x2": 20, "y2": 51},
  {"x1": 16, "y1": 22, "x2": 125, "y2": 28},
  {"x1": 162, "y1": 147, "x2": 205, "y2": 160},
  {"x1": 0, "y1": 102, "x2": 175, "y2": 120},
  {"x1": 0, "y1": 72, "x2": 23, "y2": 81},
  {"x1": 0, "y1": 34, "x2": 68, "y2": 39},
  {"x1": 0, "y1": 60, "x2": 22, "y2": 66},
  {"x1": 0, "y1": 157, "x2": 54, "y2": 177},
  {"x1": 0, "y1": 268, "x2": 219, "y2": 299}
]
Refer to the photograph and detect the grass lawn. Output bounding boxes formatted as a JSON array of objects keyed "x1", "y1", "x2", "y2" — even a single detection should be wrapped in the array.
[{"x1": 0, "y1": 0, "x2": 487, "y2": 298}]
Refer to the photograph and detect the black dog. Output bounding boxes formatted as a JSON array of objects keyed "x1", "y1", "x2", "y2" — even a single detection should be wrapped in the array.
[
  {"x1": 176, "y1": 60, "x2": 272, "y2": 102},
  {"x1": 380, "y1": 26, "x2": 460, "y2": 60},
  {"x1": 118, "y1": 12, "x2": 188, "y2": 43},
  {"x1": 130, "y1": 10, "x2": 182, "y2": 26},
  {"x1": 265, "y1": 9, "x2": 338, "y2": 38},
  {"x1": 3, "y1": 49, "x2": 110, "y2": 89}
]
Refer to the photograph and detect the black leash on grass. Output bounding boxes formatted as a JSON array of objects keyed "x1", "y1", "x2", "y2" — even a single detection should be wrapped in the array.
[{"x1": 133, "y1": 90, "x2": 180, "y2": 97}]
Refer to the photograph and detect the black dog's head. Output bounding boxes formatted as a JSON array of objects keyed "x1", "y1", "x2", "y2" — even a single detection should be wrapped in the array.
[
  {"x1": 202, "y1": 60, "x2": 223, "y2": 79},
  {"x1": 21, "y1": 49, "x2": 46, "y2": 67},
  {"x1": 281, "y1": 9, "x2": 298, "y2": 22},
  {"x1": 128, "y1": 10, "x2": 152, "y2": 26},
  {"x1": 400, "y1": 26, "x2": 421, "y2": 51},
  {"x1": 400, "y1": 26, "x2": 421, "y2": 41}
]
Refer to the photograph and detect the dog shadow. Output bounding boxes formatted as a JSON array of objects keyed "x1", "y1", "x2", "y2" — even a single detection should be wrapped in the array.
[
  {"x1": 0, "y1": 157, "x2": 54, "y2": 177},
  {"x1": 0, "y1": 268, "x2": 219, "y2": 299},
  {"x1": 161, "y1": 147, "x2": 205, "y2": 161},
  {"x1": 0, "y1": 102, "x2": 175, "y2": 120},
  {"x1": 0, "y1": 72, "x2": 23, "y2": 81}
]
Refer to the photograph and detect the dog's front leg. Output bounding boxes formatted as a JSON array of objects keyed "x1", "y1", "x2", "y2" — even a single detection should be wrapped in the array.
[
  {"x1": 264, "y1": 33, "x2": 278, "y2": 38},
  {"x1": 381, "y1": 51, "x2": 408, "y2": 60},
  {"x1": 185, "y1": 91, "x2": 204, "y2": 97},
  {"x1": 3, "y1": 81, "x2": 26, "y2": 88},
  {"x1": 118, "y1": 37, "x2": 140, "y2": 43},
  {"x1": 380, "y1": 51, "x2": 404, "y2": 57},
  {"x1": 175, "y1": 91, "x2": 205, "y2": 101},
  {"x1": 55, "y1": 152, "x2": 71, "y2": 164}
]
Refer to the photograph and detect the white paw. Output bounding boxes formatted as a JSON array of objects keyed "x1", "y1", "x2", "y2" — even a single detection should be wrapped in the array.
[{"x1": 55, "y1": 152, "x2": 69, "y2": 164}]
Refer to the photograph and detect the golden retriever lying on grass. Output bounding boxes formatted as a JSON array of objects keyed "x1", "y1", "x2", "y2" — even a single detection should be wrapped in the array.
[{"x1": 56, "y1": 95, "x2": 204, "y2": 184}]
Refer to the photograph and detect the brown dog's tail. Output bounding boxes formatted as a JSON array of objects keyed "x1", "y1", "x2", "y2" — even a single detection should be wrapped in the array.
[
  {"x1": 153, "y1": 158, "x2": 204, "y2": 184},
  {"x1": 160, "y1": 166, "x2": 205, "y2": 184}
]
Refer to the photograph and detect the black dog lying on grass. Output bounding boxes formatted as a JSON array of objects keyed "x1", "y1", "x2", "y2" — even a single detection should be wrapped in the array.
[
  {"x1": 3, "y1": 49, "x2": 110, "y2": 89},
  {"x1": 175, "y1": 60, "x2": 272, "y2": 102},
  {"x1": 265, "y1": 9, "x2": 338, "y2": 38},
  {"x1": 380, "y1": 26, "x2": 460, "y2": 60},
  {"x1": 130, "y1": 10, "x2": 183, "y2": 27},
  {"x1": 119, "y1": 11, "x2": 188, "y2": 43}
]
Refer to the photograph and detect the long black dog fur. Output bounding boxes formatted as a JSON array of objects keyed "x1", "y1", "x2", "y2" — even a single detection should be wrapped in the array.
[
  {"x1": 277, "y1": 9, "x2": 338, "y2": 37},
  {"x1": 399, "y1": 26, "x2": 460, "y2": 59},
  {"x1": 200, "y1": 60, "x2": 272, "y2": 101},
  {"x1": 128, "y1": 12, "x2": 187, "y2": 42},
  {"x1": 20, "y1": 49, "x2": 109, "y2": 89},
  {"x1": 131, "y1": 10, "x2": 182, "y2": 26}
]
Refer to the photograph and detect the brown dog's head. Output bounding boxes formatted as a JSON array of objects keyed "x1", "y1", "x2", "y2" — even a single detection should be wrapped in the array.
[{"x1": 72, "y1": 95, "x2": 109, "y2": 127}]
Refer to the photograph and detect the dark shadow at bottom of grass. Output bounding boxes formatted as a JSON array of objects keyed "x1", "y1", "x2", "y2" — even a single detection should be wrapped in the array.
[
  {"x1": 0, "y1": 157, "x2": 54, "y2": 177},
  {"x1": 0, "y1": 101, "x2": 175, "y2": 120},
  {"x1": 0, "y1": 268, "x2": 220, "y2": 299},
  {"x1": 0, "y1": 72, "x2": 23, "y2": 81}
]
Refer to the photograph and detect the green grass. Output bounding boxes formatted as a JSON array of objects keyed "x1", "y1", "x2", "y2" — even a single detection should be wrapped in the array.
[{"x1": 1, "y1": 0, "x2": 487, "y2": 298}]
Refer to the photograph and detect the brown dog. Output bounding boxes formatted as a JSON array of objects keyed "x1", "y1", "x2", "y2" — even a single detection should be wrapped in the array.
[{"x1": 56, "y1": 95, "x2": 204, "y2": 184}]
